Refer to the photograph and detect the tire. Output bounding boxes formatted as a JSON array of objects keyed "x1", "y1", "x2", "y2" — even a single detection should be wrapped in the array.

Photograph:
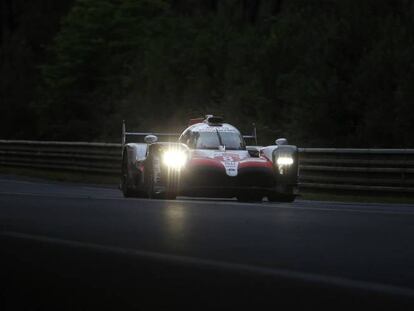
[
  {"x1": 165, "y1": 171, "x2": 178, "y2": 200},
  {"x1": 236, "y1": 193, "x2": 263, "y2": 203},
  {"x1": 146, "y1": 157, "x2": 177, "y2": 200},
  {"x1": 267, "y1": 193, "x2": 295, "y2": 203}
]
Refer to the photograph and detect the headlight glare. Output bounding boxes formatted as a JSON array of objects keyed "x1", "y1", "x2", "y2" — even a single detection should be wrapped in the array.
[
  {"x1": 277, "y1": 156, "x2": 294, "y2": 166},
  {"x1": 162, "y1": 149, "x2": 187, "y2": 170}
]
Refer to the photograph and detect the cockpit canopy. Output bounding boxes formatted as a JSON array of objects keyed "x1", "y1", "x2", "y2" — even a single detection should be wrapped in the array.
[{"x1": 180, "y1": 129, "x2": 246, "y2": 150}]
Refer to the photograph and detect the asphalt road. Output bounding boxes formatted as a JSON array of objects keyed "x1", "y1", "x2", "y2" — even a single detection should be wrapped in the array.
[{"x1": 1, "y1": 174, "x2": 414, "y2": 309}]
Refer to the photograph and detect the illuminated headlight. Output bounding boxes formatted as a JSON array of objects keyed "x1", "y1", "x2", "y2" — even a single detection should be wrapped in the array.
[
  {"x1": 162, "y1": 150, "x2": 187, "y2": 170},
  {"x1": 277, "y1": 156, "x2": 294, "y2": 166},
  {"x1": 276, "y1": 156, "x2": 293, "y2": 175}
]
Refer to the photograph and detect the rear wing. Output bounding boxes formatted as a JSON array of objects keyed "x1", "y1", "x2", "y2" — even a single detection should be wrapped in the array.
[
  {"x1": 121, "y1": 120, "x2": 180, "y2": 145},
  {"x1": 122, "y1": 120, "x2": 258, "y2": 145},
  {"x1": 242, "y1": 123, "x2": 258, "y2": 145}
]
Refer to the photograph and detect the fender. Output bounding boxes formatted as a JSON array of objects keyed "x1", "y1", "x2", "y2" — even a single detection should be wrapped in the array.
[
  {"x1": 259, "y1": 145, "x2": 298, "y2": 184},
  {"x1": 122, "y1": 143, "x2": 148, "y2": 188},
  {"x1": 123, "y1": 143, "x2": 148, "y2": 168}
]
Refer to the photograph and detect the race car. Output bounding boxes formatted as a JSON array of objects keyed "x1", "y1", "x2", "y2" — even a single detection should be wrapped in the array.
[{"x1": 120, "y1": 115, "x2": 298, "y2": 202}]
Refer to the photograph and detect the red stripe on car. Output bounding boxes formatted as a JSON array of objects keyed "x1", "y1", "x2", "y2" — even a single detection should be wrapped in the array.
[{"x1": 238, "y1": 160, "x2": 273, "y2": 169}]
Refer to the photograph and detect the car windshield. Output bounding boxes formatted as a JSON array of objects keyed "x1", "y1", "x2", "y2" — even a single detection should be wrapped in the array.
[{"x1": 194, "y1": 131, "x2": 246, "y2": 150}]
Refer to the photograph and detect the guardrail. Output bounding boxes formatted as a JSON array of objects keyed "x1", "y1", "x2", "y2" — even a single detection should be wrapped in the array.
[
  {"x1": 0, "y1": 140, "x2": 122, "y2": 175},
  {"x1": 1, "y1": 140, "x2": 413, "y2": 194},
  {"x1": 298, "y1": 148, "x2": 414, "y2": 194}
]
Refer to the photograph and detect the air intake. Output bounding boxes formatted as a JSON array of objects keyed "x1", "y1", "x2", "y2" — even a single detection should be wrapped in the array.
[{"x1": 205, "y1": 115, "x2": 224, "y2": 125}]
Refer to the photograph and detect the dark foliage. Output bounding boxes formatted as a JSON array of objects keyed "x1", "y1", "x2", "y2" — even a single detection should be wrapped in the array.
[
  {"x1": 1, "y1": 0, "x2": 414, "y2": 147},
  {"x1": 0, "y1": 0, "x2": 74, "y2": 139}
]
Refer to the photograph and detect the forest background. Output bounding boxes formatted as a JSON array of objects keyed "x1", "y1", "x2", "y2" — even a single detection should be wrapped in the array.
[{"x1": 1, "y1": 0, "x2": 414, "y2": 147}]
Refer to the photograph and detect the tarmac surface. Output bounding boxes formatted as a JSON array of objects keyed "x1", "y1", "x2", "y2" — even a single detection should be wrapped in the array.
[{"x1": 1, "y1": 175, "x2": 414, "y2": 309}]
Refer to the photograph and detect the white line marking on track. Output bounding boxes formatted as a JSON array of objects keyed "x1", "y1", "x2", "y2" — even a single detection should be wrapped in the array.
[{"x1": 2, "y1": 230, "x2": 414, "y2": 299}]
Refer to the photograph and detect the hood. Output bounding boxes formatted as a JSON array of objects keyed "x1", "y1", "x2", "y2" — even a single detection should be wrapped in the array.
[{"x1": 189, "y1": 149, "x2": 272, "y2": 177}]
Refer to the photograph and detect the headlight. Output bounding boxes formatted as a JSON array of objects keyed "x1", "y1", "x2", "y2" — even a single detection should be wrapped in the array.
[
  {"x1": 162, "y1": 149, "x2": 187, "y2": 170},
  {"x1": 277, "y1": 156, "x2": 294, "y2": 166},
  {"x1": 276, "y1": 156, "x2": 293, "y2": 175}
]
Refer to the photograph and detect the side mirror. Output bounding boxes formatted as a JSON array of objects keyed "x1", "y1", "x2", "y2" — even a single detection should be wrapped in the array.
[
  {"x1": 144, "y1": 135, "x2": 158, "y2": 144},
  {"x1": 275, "y1": 138, "x2": 288, "y2": 145}
]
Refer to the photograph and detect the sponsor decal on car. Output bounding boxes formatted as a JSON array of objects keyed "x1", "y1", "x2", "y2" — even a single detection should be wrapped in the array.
[{"x1": 213, "y1": 154, "x2": 240, "y2": 176}]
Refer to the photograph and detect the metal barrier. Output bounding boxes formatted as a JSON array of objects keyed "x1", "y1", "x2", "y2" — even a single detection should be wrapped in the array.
[
  {"x1": 299, "y1": 148, "x2": 414, "y2": 194},
  {"x1": 0, "y1": 140, "x2": 122, "y2": 175},
  {"x1": 1, "y1": 140, "x2": 413, "y2": 194}
]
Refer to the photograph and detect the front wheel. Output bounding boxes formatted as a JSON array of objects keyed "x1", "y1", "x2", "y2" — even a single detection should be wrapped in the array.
[{"x1": 146, "y1": 158, "x2": 177, "y2": 200}]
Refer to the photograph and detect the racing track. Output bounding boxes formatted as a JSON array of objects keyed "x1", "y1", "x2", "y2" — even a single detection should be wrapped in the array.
[{"x1": 1, "y1": 175, "x2": 414, "y2": 309}]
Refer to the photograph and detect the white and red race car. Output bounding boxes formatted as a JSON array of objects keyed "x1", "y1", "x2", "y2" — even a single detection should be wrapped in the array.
[{"x1": 120, "y1": 115, "x2": 298, "y2": 202}]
